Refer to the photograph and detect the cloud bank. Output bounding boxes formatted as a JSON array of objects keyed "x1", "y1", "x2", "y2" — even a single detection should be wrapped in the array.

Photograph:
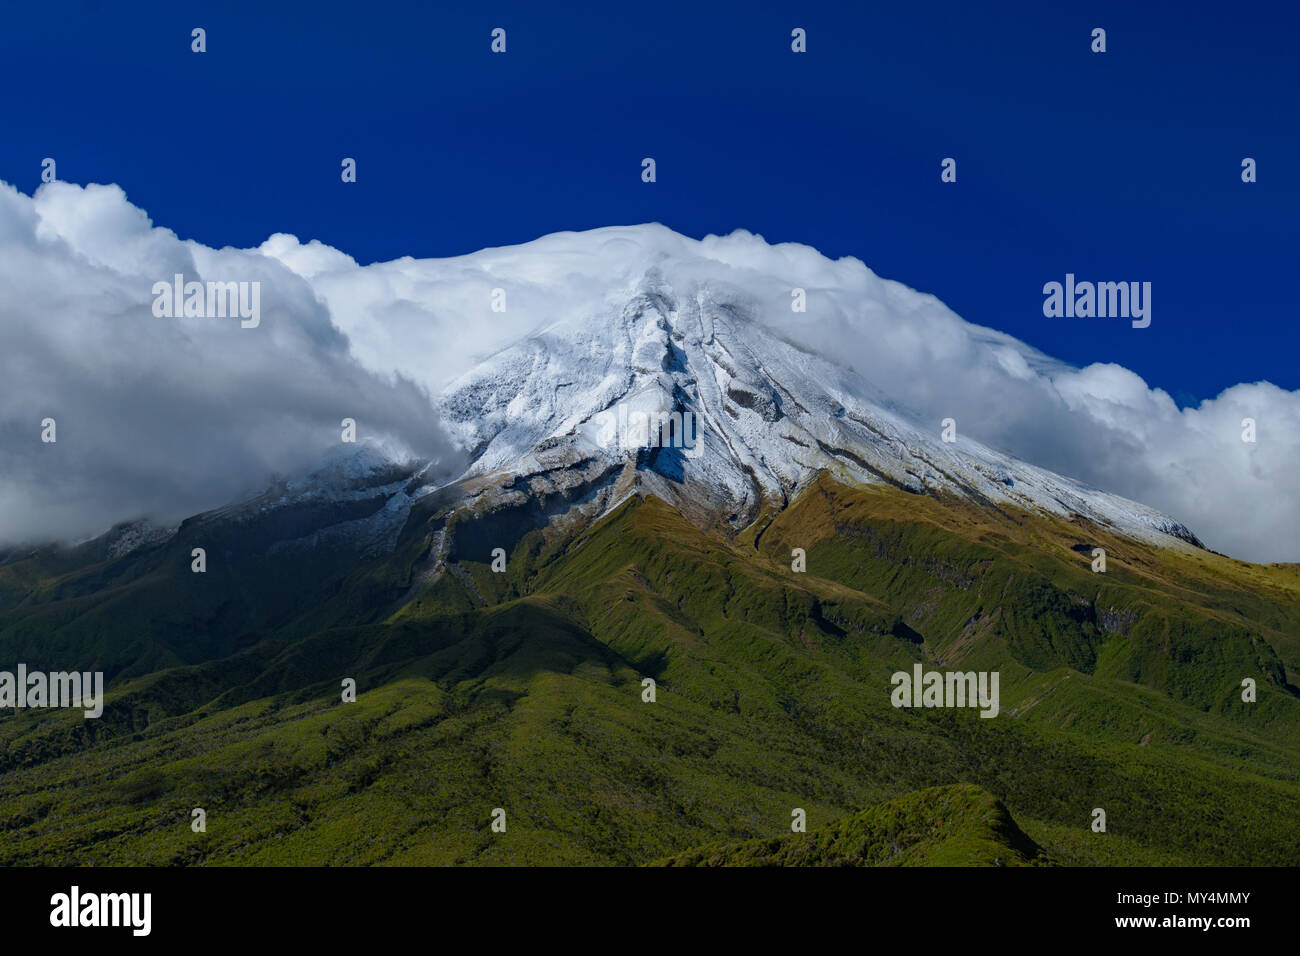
[
  {"x1": 0, "y1": 181, "x2": 453, "y2": 546},
  {"x1": 1, "y1": 183, "x2": 1295, "y2": 562}
]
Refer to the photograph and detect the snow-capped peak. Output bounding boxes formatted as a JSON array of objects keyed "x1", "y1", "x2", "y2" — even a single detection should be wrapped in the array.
[{"x1": 434, "y1": 264, "x2": 1201, "y2": 547}]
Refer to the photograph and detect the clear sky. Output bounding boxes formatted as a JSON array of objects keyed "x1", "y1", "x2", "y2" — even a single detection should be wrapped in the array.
[{"x1": 1, "y1": 0, "x2": 1295, "y2": 406}]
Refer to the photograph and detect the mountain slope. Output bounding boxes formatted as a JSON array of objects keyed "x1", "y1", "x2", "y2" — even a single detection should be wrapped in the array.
[
  {"x1": 653, "y1": 784, "x2": 1047, "y2": 867},
  {"x1": 0, "y1": 481, "x2": 1297, "y2": 866}
]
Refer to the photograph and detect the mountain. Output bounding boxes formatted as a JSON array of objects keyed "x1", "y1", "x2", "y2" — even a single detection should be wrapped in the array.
[
  {"x1": 429, "y1": 259, "x2": 1203, "y2": 553},
  {"x1": 0, "y1": 233, "x2": 1297, "y2": 867}
]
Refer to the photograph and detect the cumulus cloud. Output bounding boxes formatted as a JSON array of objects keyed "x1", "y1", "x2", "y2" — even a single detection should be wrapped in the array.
[
  {"x1": 1, "y1": 184, "x2": 1295, "y2": 563},
  {"x1": 0, "y1": 181, "x2": 455, "y2": 546}
]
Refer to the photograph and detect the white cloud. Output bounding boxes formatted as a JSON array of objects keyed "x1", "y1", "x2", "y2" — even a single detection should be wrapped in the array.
[
  {"x1": 0, "y1": 181, "x2": 455, "y2": 545},
  {"x1": 2, "y1": 184, "x2": 1295, "y2": 562}
]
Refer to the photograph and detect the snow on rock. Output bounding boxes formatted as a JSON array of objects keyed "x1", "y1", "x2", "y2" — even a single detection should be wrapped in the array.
[{"x1": 431, "y1": 262, "x2": 1202, "y2": 549}]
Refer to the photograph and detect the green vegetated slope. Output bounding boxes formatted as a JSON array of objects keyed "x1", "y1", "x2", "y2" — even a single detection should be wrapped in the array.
[
  {"x1": 653, "y1": 784, "x2": 1046, "y2": 866},
  {"x1": 0, "y1": 475, "x2": 1297, "y2": 866}
]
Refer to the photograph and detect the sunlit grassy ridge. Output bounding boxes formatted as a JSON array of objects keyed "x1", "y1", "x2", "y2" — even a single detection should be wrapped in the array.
[
  {"x1": 0, "y1": 476, "x2": 1297, "y2": 865},
  {"x1": 653, "y1": 784, "x2": 1048, "y2": 866}
]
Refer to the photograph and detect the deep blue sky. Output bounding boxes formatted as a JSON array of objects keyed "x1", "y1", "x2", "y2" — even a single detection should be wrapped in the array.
[{"x1": 2, "y1": 0, "x2": 1295, "y2": 406}]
